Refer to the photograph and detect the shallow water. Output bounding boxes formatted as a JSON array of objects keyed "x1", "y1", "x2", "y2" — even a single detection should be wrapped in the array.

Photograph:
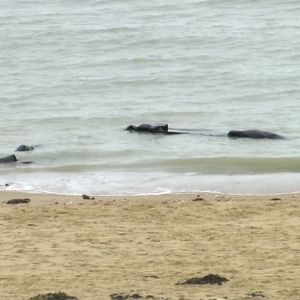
[{"x1": 1, "y1": 0, "x2": 300, "y2": 194}]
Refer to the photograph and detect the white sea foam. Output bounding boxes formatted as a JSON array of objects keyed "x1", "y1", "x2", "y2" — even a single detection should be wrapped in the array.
[{"x1": 1, "y1": 172, "x2": 300, "y2": 196}]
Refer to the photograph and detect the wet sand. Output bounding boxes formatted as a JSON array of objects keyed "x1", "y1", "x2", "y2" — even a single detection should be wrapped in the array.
[{"x1": 0, "y1": 191, "x2": 299, "y2": 300}]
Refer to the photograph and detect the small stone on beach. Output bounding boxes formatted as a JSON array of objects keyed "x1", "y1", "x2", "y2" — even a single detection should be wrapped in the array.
[
  {"x1": 144, "y1": 275, "x2": 159, "y2": 279},
  {"x1": 82, "y1": 194, "x2": 95, "y2": 200},
  {"x1": 110, "y1": 293, "x2": 142, "y2": 300},
  {"x1": 177, "y1": 274, "x2": 229, "y2": 286},
  {"x1": 192, "y1": 196, "x2": 204, "y2": 201},
  {"x1": 270, "y1": 197, "x2": 281, "y2": 201},
  {"x1": 247, "y1": 291, "x2": 265, "y2": 298},
  {"x1": 28, "y1": 292, "x2": 78, "y2": 300},
  {"x1": 110, "y1": 294, "x2": 163, "y2": 300},
  {"x1": 6, "y1": 198, "x2": 31, "y2": 205}
]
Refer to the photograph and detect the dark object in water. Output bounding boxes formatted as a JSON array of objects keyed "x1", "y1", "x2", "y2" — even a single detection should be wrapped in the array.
[
  {"x1": 228, "y1": 130, "x2": 284, "y2": 139},
  {"x1": 0, "y1": 183, "x2": 10, "y2": 187},
  {"x1": 126, "y1": 125, "x2": 284, "y2": 139},
  {"x1": 82, "y1": 194, "x2": 95, "y2": 200},
  {"x1": 0, "y1": 154, "x2": 17, "y2": 163},
  {"x1": 0, "y1": 155, "x2": 33, "y2": 165},
  {"x1": 7, "y1": 198, "x2": 31, "y2": 205},
  {"x1": 28, "y1": 292, "x2": 78, "y2": 300},
  {"x1": 15, "y1": 144, "x2": 34, "y2": 151},
  {"x1": 177, "y1": 274, "x2": 229, "y2": 285},
  {"x1": 126, "y1": 124, "x2": 186, "y2": 135}
]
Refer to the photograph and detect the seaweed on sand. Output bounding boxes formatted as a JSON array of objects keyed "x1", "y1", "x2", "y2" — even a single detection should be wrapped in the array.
[
  {"x1": 28, "y1": 292, "x2": 78, "y2": 300},
  {"x1": 177, "y1": 274, "x2": 229, "y2": 286}
]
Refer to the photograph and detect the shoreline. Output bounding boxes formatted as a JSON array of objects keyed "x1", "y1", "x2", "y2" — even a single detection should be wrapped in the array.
[
  {"x1": 1, "y1": 191, "x2": 300, "y2": 299},
  {"x1": 1, "y1": 190, "x2": 300, "y2": 206},
  {"x1": 2, "y1": 172, "x2": 300, "y2": 197}
]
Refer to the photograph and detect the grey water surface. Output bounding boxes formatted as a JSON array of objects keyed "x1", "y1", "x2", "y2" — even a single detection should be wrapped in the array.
[{"x1": 0, "y1": 0, "x2": 300, "y2": 194}]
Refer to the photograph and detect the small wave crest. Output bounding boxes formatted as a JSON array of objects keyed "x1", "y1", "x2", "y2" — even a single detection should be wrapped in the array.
[
  {"x1": 1, "y1": 157, "x2": 299, "y2": 175},
  {"x1": 148, "y1": 157, "x2": 300, "y2": 174}
]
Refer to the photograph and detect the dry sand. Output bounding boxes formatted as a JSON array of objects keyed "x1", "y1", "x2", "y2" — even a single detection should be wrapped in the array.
[{"x1": 0, "y1": 191, "x2": 299, "y2": 300}]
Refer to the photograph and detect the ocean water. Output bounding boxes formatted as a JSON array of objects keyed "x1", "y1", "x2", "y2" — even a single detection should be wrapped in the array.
[{"x1": 0, "y1": 0, "x2": 300, "y2": 195}]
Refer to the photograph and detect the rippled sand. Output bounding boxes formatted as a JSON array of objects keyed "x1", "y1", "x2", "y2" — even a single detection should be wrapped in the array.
[{"x1": 0, "y1": 192, "x2": 299, "y2": 300}]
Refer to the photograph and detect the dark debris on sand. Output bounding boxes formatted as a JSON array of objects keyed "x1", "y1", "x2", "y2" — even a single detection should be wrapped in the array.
[
  {"x1": 192, "y1": 196, "x2": 204, "y2": 201},
  {"x1": 28, "y1": 292, "x2": 78, "y2": 300},
  {"x1": 6, "y1": 198, "x2": 31, "y2": 205},
  {"x1": 82, "y1": 194, "x2": 95, "y2": 200},
  {"x1": 247, "y1": 291, "x2": 265, "y2": 298},
  {"x1": 110, "y1": 293, "x2": 169, "y2": 300},
  {"x1": 110, "y1": 294, "x2": 143, "y2": 300},
  {"x1": 177, "y1": 274, "x2": 229, "y2": 286},
  {"x1": 270, "y1": 197, "x2": 282, "y2": 201}
]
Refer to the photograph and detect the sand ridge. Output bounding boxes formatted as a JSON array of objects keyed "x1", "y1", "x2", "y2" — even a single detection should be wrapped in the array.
[{"x1": 0, "y1": 191, "x2": 299, "y2": 300}]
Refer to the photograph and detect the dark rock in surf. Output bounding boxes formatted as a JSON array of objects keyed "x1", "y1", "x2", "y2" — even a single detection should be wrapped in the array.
[
  {"x1": 125, "y1": 125, "x2": 285, "y2": 139},
  {"x1": 15, "y1": 144, "x2": 34, "y2": 152},
  {"x1": 0, "y1": 183, "x2": 10, "y2": 187},
  {"x1": 0, "y1": 155, "x2": 33, "y2": 165},
  {"x1": 228, "y1": 130, "x2": 284, "y2": 139},
  {"x1": 126, "y1": 124, "x2": 186, "y2": 135},
  {"x1": 126, "y1": 124, "x2": 168, "y2": 133},
  {"x1": 0, "y1": 154, "x2": 17, "y2": 163}
]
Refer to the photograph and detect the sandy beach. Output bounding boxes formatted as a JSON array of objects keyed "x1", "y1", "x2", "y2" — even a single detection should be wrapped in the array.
[{"x1": 0, "y1": 191, "x2": 299, "y2": 300}]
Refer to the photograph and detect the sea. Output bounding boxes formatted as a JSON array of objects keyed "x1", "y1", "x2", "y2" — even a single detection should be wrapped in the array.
[{"x1": 1, "y1": 0, "x2": 300, "y2": 195}]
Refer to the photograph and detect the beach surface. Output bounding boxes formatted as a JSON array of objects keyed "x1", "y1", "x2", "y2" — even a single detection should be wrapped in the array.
[{"x1": 0, "y1": 191, "x2": 299, "y2": 300}]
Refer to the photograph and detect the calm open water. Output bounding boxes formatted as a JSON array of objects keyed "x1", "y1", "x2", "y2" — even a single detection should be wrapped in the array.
[{"x1": 0, "y1": 0, "x2": 300, "y2": 194}]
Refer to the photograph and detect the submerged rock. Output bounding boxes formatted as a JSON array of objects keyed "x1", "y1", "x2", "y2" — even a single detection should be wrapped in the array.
[
  {"x1": 15, "y1": 144, "x2": 34, "y2": 151},
  {"x1": 177, "y1": 274, "x2": 229, "y2": 285},
  {"x1": 126, "y1": 124, "x2": 168, "y2": 133},
  {"x1": 0, "y1": 154, "x2": 33, "y2": 165},
  {"x1": 0, "y1": 154, "x2": 17, "y2": 163},
  {"x1": 228, "y1": 130, "x2": 284, "y2": 139},
  {"x1": 126, "y1": 124, "x2": 186, "y2": 135},
  {"x1": 21, "y1": 161, "x2": 33, "y2": 164},
  {"x1": 28, "y1": 292, "x2": 78, "y2": 300}
]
